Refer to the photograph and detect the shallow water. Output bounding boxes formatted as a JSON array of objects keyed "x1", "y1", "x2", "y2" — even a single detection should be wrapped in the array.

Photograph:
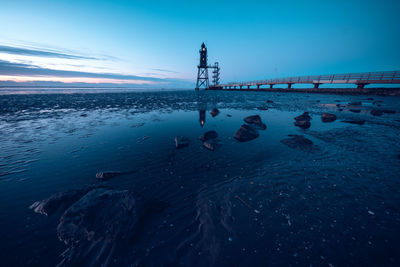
[{"x1": 0, "y1": 90, "x2": 400, "y2": 266}]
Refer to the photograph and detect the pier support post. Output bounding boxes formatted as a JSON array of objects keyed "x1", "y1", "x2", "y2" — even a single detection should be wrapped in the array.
[
  {"x1": 270, "y1": 84, "x2": 274, "y2": 89},
  {"x1": 356, "y1": 83, "x2": 368, "y2": 89},
  {"x1": 247, "y1": 85, "x2": 250, "y2": 89},
  {"x1": 239, "y1": 86, "x2": 242, "y2": 89},
  {"x1": 313, "y1": 83, "x2": 321, "y2": 89},
  {"x1": 288, "y1": 83, "x2": 293, "y2": 89},
  {"x1": 257, "y1": 85, "x2": 260, "y2": 89}
]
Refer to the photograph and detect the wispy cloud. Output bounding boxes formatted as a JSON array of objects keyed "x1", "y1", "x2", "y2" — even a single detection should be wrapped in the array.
[
  {"x1": 151, "y1": 68, "x2": 180, "y2": 74},
  {"x1": 0, "y1": 45, "x2": 102, "y2": 60}
]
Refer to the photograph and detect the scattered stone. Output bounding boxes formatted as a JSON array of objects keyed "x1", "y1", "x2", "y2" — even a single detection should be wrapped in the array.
[
  {"x1": 30, "y1": 188, "x2": 93, "y2": 216},
  {"x1": 294, "y1": 120, "x2": 311, "y2": 129},
  {"x1": 203, "y1": 140, "x2": 218, "y2": 151},
  {"x1": 174, "y1": 136, "x2": 189, "y2": 149},
  {"x1": 227, "y1": 114, "x2": 232, "y2": 117},
  {"x1": 321, "y1": 113, "x2": 337, "y2": 122},
  {"x1": 370, "y1": 110, "x2": 383, "y2": 116},
  {"x1": 257, "y1": 106, "x2": 268, "y2": 110},
  {"x1": 366, "y1": 97, "x2": 374, "y2": 100},
  {"x1": 294, "y1": 112, "x2": 311, "y2": 121},
  {"x1": 266, "y1": 100, "x2": 274, "y2": 103},
  {"x1": 280, "y1": 135, "x2": 314, "y2": 151},
  {"x1": 342, "y1": 119, "x2": 366, "y2": 125},
  {"x1": 349, "y1": 109, "x2": 361, "y2": 113},
  {"x1": 349, "y1": 101, "x2": 362, "y2": 106},
  {"x1": 199, "y1": 130, "x2": 218, "y2": 141},
  {"x1": 338, "y1": 108, "x2": 343, "y2": 112},
  {"x1": 234, "y1": 124, "x2": 259, "y2": 142},
  {"x1": 210, "y1": 108, "x2": 220, "y2": 117},
  {"x1": 95, "y1": 171, "x2": 122, "y2": 180},
  {"x1": 244, "y1": 115, "x2": 267, "y2": 129}
]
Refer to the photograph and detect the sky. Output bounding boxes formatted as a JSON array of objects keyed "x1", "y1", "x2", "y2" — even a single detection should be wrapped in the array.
[{"x1": 0, "y1": 0, "x2": 399, "y2": 88}]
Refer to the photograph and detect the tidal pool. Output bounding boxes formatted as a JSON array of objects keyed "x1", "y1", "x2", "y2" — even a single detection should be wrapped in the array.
[{"x1": 0, "y1": 90, "x2": 399, "y2": 266}]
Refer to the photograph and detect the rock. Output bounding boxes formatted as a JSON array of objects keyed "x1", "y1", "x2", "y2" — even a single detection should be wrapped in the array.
[
  {"x1": 349, "y1": 101, "x2": 362, "y2": 106},
  {"x1": 174, "y1": 136, "x2": 189, "y2": 149},
  {"x1": 244, "y1": 115, "x2": 267, "y2": 129},
  {"x1": 280, "y1": 135, "x2": 314, "y2": 151},
  {"x1": 294, "y1": 112, "x2": 311, "y2": 121},
  {"x1": 294, "y1": 120, "x2": 311, "y2": 129},
  {"x1": 95, "y1": 171, "x2": 122, "y2": 180},
  {"x1": 321, "y1": 113, "x2": 337, "y2": 122},
  {"x1": 349, "y1": 109, "x2": 361, "y2": 113},
  {"x1": 199, "y1": 130, "x2": 218, "y2": 141},
  {"x1": 266, "y1": 100, "x2": 274, "y2": 103},
  {"x1": 210, "y1": 108, "x2": 220, "y2": 117},
  {"x1": 342, "y1": 119, "x2": 365, "y2": 125},
  {"x1": 382, "y1": 110, "x2": 396, "y2": 114},
  {"x1": 338, "y1": 108, "x2": 343, "y2": 112},
  {"x1": 57, "y1": 189, "x2": 138, "y2": 245},
  {"x1": 203, "y1": 140, "x2": 217, "y2": 151},
  {"x1": 370, "y1": 109, "x2": 383, "y2": 116},
  {"x1": 257, "y1": 106, "x2": 268, "y2": 110},
  {"x1": 366, "y1": 97, "x2": 374, "y2": 100},
  {"x1": 226, "y1": 114, "x2": 232, "y2": 117},
  {"x1": 234, "y1": 124, "x2": 259, "y2": 142},
  {"x1": 30, "y1": 188, "x2": 93, "y2": 216}
]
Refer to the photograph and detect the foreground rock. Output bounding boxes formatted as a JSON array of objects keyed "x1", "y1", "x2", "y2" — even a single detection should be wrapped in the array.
[
  {"x1": 244, "y1": 115, "x2": 267, "y2": 129},
  {"x1": 210, "y1": 108, "x2": 220, "y2": 117},
  {"x1": 174, "y1": 136, "x2": 189, "y2": 149},
  {"x1": 321, "y1": 113, "x2": 337, "y2": 122},
  {"x1": 280, "y1": 135, "x2": 314, "y2": 151},
  {"x1": 95, "y1": 171, "x2": 122, "y2": 180},
  {"x1": 349, "y1": 101, "x2": 362, "y2": 106},
  {"x1": 342, "y1": 119, "x2": 366, "y2": 125},
  {"x1": 30, "y1": 188, "x2": 93, "y2": 216},
  {"x1": 203, "y1": 139, "x2": 218, "y2": 151},
  {"x1": 349, "y1": 109, "x2": 361, "y2": 113},
  {"x1": 294, "y1": 120, "x2": 311, "y2": 129},
  {"x1": 199, "y1": 130, "x2": 218, "y2": 141},
  {"x1": 234, "y1": 124, "x2": 259, "y2": 142},
  {"x1": 383, "y1": 109, "x2": 396, "y2": 114}
]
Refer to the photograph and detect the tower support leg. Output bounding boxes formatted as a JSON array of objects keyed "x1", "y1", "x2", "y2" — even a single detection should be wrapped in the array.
[
  {"x1": 288, "y1": 83, "x2": 293, "y2": 89},
  {"x1": 270, "y1": 84, "x2": 274, "y2": 89},
  {"x1": 313, "y1": 83, "x2": 320, "y2": 89}
]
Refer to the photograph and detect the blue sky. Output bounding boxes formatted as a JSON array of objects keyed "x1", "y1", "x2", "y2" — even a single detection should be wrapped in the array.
[{"x1": 0, "y1": 0, "x2": 399, "y2": 87}]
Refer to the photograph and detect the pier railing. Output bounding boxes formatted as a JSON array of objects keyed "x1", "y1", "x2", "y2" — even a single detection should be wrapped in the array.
[{"x1": 218, "y1": 70, "x2": 400, "y2": 89}]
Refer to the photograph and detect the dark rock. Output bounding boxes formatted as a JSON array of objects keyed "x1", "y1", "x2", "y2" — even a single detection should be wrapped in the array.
[
  {"x1": 280, "y1": 135, "x2": 314, "y2": 151},
  {"x1": 266, "y1": 100, "x2": 274, "y2": 103},
  {"x1": 257, "y1": 106, "x2": 268, "y2": 110},
  {"x1": 366, "y1": 97, "x2": 374, "y2": 100},
  {"x1": 227, "y1": 114, "x2": 232, "y2": 117},
  {"x1": 338, "y1": 108, "x2": 343, "y2": 112},
  {"x1": 294, "y1": 112, "x2": 311, "y2": 121},
  {"x1": 234, "y1": 124, "x2": 259, "y2": 142},
  {"x1": 382, "y1": 110, "x2": 396, "y2": 114},
  {"x1": 349, "y1": 109, "x2": 361, "y2": 113},
  {"x1": 370, "y1": 109, "x2": 383, "y2": 116},
  {"x1": 210, "y1": 108, "x2": 220, "y2": 117},
  {"x1": 199, "y1": 130, "x2": 218, "y2": 141},
  {"x1": 57, "y1": 189, "x2": 138, "y2": 245},
  {"x1": 244, "y1": 115, "x2": 267, "y2": 130},
  {"x1": 30, "y1": 188, "x2": 93, "y2": 216},
  {"x1": 342, "y1": 119, "x2": 365, "y2": 125},
  {"x1": 174, "y1": 136, "x2": 189, "y2": 149},
  {"x1": 95, "y1": 171, "x2": 122, "y2": 180},
  {"x1": 321, "y1": 113, "x2": 337, "y2": 122},
  {"x1": 294, "y1": 120, "x2": 311, "y2": 129},
  {"x1": 349, "y1": 101, "x2": 362, "y2": 106}
]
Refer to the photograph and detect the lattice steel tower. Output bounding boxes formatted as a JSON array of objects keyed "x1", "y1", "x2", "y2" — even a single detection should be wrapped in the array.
[{"x1": 195, "y1": 43, "x2": 209, "y2": 90}]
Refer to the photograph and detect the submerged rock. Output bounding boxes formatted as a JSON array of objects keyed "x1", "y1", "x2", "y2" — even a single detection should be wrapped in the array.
[
  {"x1": 174, "y1": 136, "x2": 189, "y2": 149},
  {"x1": 281, "y1": 135, "x2": 314, "y2": 151},
  {"x1": 383, "y1": 109, "x2": 396, "y2": 114},
  {"x1": 266, "y1": 100, "x2": 274, "y2": 103},
  {"x1": 366, "y1": 97, "x2": 374, "y2": 100},
  {"x1": 234, "y1": 124, "x2": 259, "y2": 142},
  {"x1": 57, "y1": 188, "x2": 138, "y2": 245},
  {"x1": 30, "y1": 188, "x2": 93, "y2": 216},
  {"x1": 203, "y1": 139, "x2": 218, "y2": 151},
  {"x1": 294, "y1": 112, "x2": 311, "y2": 121},
  {"x1": 257, "y1": 106, "x2": 268, "y2": 110},
  {"x1": 226, "y1": 114, "x2": 232, "y2": 117},
  {"x1": 321, "y1": 113, "x2": 337, "y2": 122},
  {"x1": 342, "y1": 119, "x2": 366, "y2": 125},
  {"x1": 199, "y1": 130, "x2": 218, "y2": 141},
  {"x1": 210, "y1": 108, "x2": 220, "y2": 117},
  {"x1": 294, "y1": 120, "x2": 311, "y2": 129},
  {"x1": 349, "y1": 109, "x2": 361, "y2": 113},
  {"x1": 349, "y1": 101, "x2": 362, "y2": 106},
  {"x1": 370, "y1": 109, "x2": 383, "y2": 116},
  {"x1": 95, "y1": 171, "x2": 122, "y2": 180},
  {"x1": 244, "y1": 115, "x2": 267, "y2": 129}
]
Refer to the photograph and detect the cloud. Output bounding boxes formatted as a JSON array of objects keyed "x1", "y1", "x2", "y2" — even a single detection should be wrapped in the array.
[
  {"x1": 151, "y1": 68, "x2": 180, "y2": 74},
  {"x1": 0, "y1": 45, "x2": 103, "y2": 60}
]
